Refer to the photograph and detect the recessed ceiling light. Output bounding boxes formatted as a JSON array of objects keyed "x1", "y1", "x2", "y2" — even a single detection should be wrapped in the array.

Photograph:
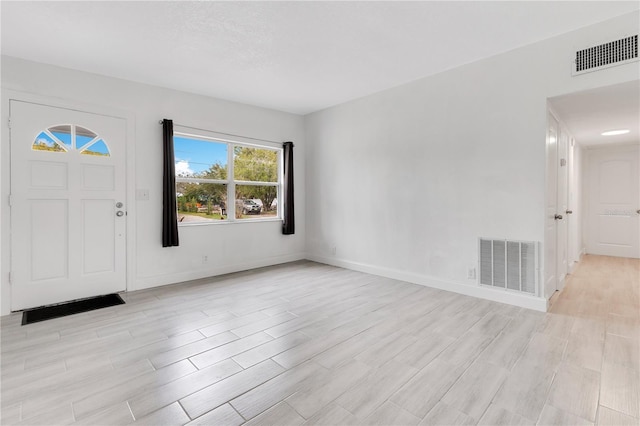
[{"x1": 601, "y1": 129, "x2": 630, "y2": 136}]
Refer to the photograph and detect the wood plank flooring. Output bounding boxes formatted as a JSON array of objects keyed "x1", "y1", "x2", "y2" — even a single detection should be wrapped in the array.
[{"x1": 1, "y1": 255, "x2": 638, "y2": 425}]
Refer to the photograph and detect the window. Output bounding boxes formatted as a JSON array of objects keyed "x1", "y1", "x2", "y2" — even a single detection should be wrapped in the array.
[
  {"x1": 33, "y1": 124, "x2": 110, "y2": 156},
  {"x1": 174, "y1": 131, "x2": 281, "y2": 224}
]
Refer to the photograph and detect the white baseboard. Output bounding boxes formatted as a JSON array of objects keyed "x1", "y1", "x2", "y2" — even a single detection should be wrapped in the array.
[
  {"x1": 568, "y1": 257, "x2": 582, "y2": 274},
  {"x1": 306, "y1": 254, "x2": 547, "y2": 312},
  {"x1": 567, "y1": 248, "x2": 586, "y2": 275},
  {"x1": 568, "y1": 262, "x2": 577, "y2": 274},
  {"x1": 132, "y1": 251, "x2": 547, "y2": 312},
  {"x1": 133, "y1": 253, "x2": 306, "y2": 291}
]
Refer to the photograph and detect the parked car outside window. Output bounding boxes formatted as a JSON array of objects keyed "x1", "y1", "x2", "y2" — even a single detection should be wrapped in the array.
[{"x1": 241, "y1": 199, "x2": 262, "y2": 214}]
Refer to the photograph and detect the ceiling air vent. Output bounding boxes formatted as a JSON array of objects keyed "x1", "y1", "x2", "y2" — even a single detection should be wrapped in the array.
[{"x1": 573, "y1": 35, "x2": 638, "y2": 76}]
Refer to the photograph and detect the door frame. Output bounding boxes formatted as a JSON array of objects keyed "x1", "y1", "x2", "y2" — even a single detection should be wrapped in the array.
[
  {"x1": 556, "y1": 122, "x2": 569, "y2": 292},
  {"x1": 567, "y1": 136, "x2": 580, "y2": 273},
  {"x1": 2, "y1": 90, "x2": 136, "y2": 313}
]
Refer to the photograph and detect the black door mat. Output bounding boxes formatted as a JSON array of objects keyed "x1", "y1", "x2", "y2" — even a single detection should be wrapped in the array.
[{"x1": 22, "y1": 294, "x2": 125, "y2": 325}]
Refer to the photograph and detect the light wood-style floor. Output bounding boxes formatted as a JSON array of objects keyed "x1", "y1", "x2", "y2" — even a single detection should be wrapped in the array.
[{"x1": 1, "y1": 255, "x2": 638, "y2": 426}]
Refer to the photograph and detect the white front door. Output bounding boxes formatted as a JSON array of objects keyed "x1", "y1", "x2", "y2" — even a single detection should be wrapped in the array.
[
  {"x1": 10, "y1": 101, "x2": 127, "y2": 310},
  {"x1": 544, "y1": 113, "x2": 559, "y2": 299},
  {"x1": 586, "y1": 145, "x2": 640, "y2": 258}
]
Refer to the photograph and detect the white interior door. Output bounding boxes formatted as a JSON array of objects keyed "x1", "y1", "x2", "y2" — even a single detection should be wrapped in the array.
[
  {"x1": 567, "y1": 138, "x2": 580, "y2": 270},
  {"x1": 544, "y1": 113, "x2": 559, "y2": 299},
  {"x1": 10, "y1": 100, "x2": 127, "y2": 310},
  {"x1": 556, "y1": 127, "x2": 569, "y2": 290},
  {"x1": 586, "y1": 145, "x2": 640, "y2": 258}
]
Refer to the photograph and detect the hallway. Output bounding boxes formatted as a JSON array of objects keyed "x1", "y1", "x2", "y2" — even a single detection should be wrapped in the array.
[{"x1": 549, "y1": 254, "x2": 639, "y2": 424}]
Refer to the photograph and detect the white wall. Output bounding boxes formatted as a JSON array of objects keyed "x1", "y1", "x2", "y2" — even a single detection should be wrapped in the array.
[
  {"x1": 304, "y1": 12, "x2": 639, "y2": 310},
  {"x1": 1, "y1": 57, "x2": 306, "y2": 315}
]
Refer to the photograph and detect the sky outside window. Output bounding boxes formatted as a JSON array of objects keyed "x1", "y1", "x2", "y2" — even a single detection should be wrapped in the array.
[{"x1": 174, "y1": 136, "x2": 227, "y2": 177}]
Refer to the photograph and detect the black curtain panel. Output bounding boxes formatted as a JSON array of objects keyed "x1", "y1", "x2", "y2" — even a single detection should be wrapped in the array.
[
  {"x1": 162, "y1": 119, "x2": 180, "y2": 247},
  {"x1": 282, "y1": 141, "x2": 295, "y2": 235}
]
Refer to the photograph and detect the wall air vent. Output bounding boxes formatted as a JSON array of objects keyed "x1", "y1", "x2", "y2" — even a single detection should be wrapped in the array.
[
  {"x1": 573, "y1": 35, "x2": 638, "y2": 75},
  {"x1": 479, "y1": 238, "x2": 538, "y2": 296}
]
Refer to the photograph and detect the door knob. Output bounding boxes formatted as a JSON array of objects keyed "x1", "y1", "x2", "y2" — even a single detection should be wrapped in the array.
[
  {"x1": 116, "y1": 211, "x2": 124, "y2": 217},
  {"x1": 637, "y1": 209, "x2": 640, "y2": 214},
  {"x1": 116, "y1": 202, "x2": 124, "y2": 208},
  {"x1": 554, "y1": 214, "x2": 563, "y2": 220},
  {"x1": 566, "y1": 210, "x2": 573, "y2": 214}
]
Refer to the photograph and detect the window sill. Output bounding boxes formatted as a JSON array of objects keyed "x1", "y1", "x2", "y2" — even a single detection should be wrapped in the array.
[{"x1": 178, "y1": 217, "x2": 283, "y2": 227}]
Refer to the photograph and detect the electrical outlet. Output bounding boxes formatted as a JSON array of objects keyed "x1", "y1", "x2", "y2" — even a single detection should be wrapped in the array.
[
  {"x1": 467, "y1": 267, "x2": 476, "y2": 279},
  {"x1": 202, "y1": 255, "x2": 208, "y2": 264}
]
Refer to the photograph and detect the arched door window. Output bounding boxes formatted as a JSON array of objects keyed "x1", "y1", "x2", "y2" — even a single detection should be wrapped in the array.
[{"x1": 32, "y1": 124, "x2": 110, "y2": 156}]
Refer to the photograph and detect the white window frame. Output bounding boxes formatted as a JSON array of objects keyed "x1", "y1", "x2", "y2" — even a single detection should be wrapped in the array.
[{"x1": 174, "y1": 128, "x2": 283, "y2": 226}]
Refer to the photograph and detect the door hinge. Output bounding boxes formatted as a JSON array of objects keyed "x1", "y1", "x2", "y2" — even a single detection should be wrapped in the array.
[
  {"x1": 8, "y1": 272, "x2": 12, "y2": 285},
  {"x1": 7, "y1": 117, "x2": 11, "y2": 129},
  {"x1": 8, "y1": 194, "x2": 13, "y2": 207}
]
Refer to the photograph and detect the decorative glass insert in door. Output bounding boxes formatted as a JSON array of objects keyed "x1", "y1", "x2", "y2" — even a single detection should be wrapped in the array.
[{"x1": 32, "y1": 124, "x2": 110, "y2": 157}]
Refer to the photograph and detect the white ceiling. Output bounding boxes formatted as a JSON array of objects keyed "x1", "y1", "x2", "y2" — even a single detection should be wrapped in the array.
[
  {"x1": 550, "y1": 80, "x2": 640, "y2": 147},
  {"x1": 1, "y1": 1, "x2": 639, "y2": 115}
]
